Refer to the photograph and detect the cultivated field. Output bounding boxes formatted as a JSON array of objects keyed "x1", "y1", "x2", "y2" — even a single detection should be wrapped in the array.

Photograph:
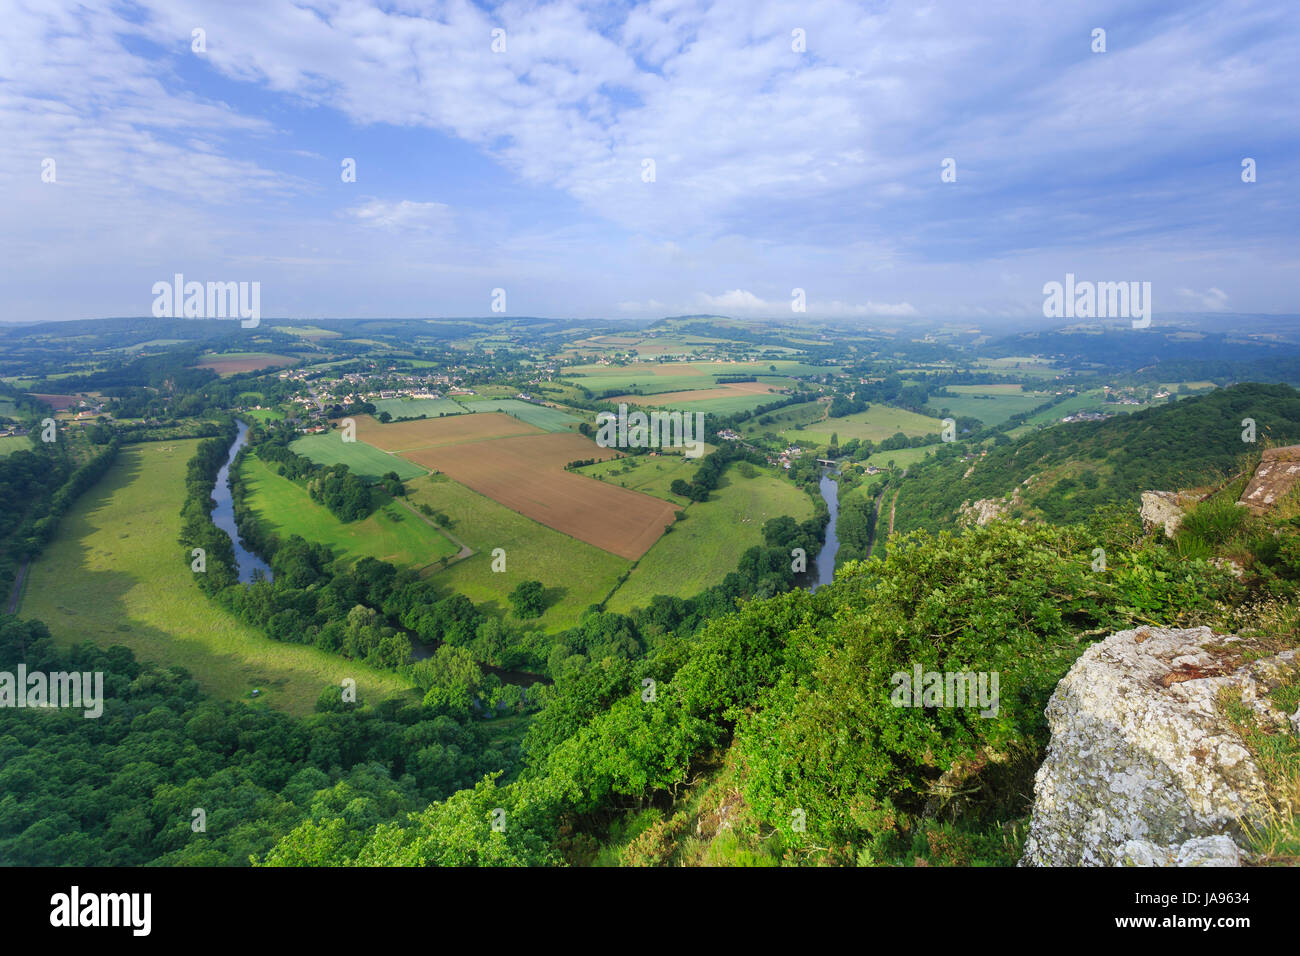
[
  {"x1": 460, "y1": 399, "x2": 580, "y2": 432},
  {"x1": 400, "y1": 432, "x2": 675, "y2": 559},
  {"x1": 351, "y1": 413, "x2": 542, "y2": 452},
  {"x1": 196, "y1": 352, "x2": 296, "y2": 375},
  {"x1": 29, "y1": 392, "x2": 79, "y2": 410},
  {"x1": 407, "y1": 475, "x2": 630, "y2": 631},
  {"x1": 241, "y1": 456, "x2": 459, "y2": 569},
  {"x1": 605, "y1": 465, "x2": 815, "y2": 612},
  {"x1": 20, "y1": 441, "x2": 415, "y2": 715},
  {"x1": 290, "y1": 432, "x2": 427, "y2": 480},
  {"x1": 371, "y1": 397, "x2": 467, "y2": 419},
  {"x1": 612, "y1": 380, "x2": 782, "y2": 414}
]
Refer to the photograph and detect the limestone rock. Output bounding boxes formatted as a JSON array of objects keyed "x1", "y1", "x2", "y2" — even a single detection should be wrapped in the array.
[
  {"x1": 1021, "y1": 626, "x2": 1297, "y2": 866},
  {"x1": 1239, "y1": 444, "x2": 1300, "y2": 514},
  {"x1": 1117, "y1": 836, "x2": 1244, "y2": 867},
  {"x1": 958, "y1": 498, "x2": 1006, "y2": 527},
  {"x1": 1140, "y1": 491, "x2": 1197, "y2": 538}
]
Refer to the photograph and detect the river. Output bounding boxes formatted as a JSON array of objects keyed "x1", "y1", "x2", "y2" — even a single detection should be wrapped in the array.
[
  {"x1": 813, "y1": 468, "x2": 839, "y2": 590},
  {"x1": 211, "y1": 420, "x2": 273, "y2": 583}
]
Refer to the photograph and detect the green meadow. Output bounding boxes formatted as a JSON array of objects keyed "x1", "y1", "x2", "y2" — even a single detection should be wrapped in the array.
[
  {"x1": 605, "y1": 466, "x2": 814, "y2": 613},
  {"x1": 241, "y1": 456, "x2": 459, "y2": 570},
  {"x1": 799, "y1": 404, "x2": 944, "y2": 446},
  {"x1": 934, "y1": 385, "x2": 1050, "y2": 427},
  {"x1": 862, "y1": 444, "x2": 937, "y2": 470},
  {"x1": 406, "y1": 474, "x2": 629, "y2": 631},
  {"x1": 0, "y1": 435, "x2": 31, "y2": 457},
  {"x1": 741, "y1": 400, "x2": 826, "y2": 438},
  {"x1": 575, "y1": 453, "x2": 701, "y2": 505},
  {"x1": 20, "y1": 441, "x2": 415, "y2": 715},
  {"x1": 290, "y1": 432, "x2": 427, "y2": 480}
]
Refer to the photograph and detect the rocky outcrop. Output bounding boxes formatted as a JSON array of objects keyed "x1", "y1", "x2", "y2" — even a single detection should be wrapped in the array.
[
  {"x1": 1140, "y1": 491, "x2": 1198, "y2": 538},
  {"x1": 1021, "y1": 626, "x2": 1298, "y2": 867},
  {"x1": 1239, "y1": 444, "x2": 1300, "y2": 514},
  {"x1": 958, "y1": 498, "x2": 1006, "y2": 527}
]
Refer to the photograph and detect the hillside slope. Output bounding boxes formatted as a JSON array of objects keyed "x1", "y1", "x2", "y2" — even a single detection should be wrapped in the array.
[{"x1": 893, "y1": 382, "x2": 1300, "y2": 535}]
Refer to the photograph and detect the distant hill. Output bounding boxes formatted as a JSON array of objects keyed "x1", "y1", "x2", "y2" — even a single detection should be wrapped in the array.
[
  {"x1": 983, "y1": 324, "x2": 1300, "y2": 370},
  {"x1": 893, "y1": 382, "x2": 1300, "y2": 534}
]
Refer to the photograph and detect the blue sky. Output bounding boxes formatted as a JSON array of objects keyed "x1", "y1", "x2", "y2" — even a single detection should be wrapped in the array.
[{"x1": 2, "y1": 0, "x2": 1297, "y2": 323}]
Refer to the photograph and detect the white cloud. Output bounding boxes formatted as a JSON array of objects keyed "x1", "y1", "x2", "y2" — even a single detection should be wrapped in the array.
[
  {"x1": 1177, "y1": 287, "x2": 1230, "y2": 310},
  {"x1": 350, "y1": 198, "x2": 452, "y2": 231}
]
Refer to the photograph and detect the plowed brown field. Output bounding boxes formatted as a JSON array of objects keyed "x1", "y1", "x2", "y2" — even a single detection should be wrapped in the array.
[
  {"x1": 399, "y1": 433, "x2": 676, "y2": 559},
  {"x1": 348, "y1": 413, "x2": 542, "y2": 452}
]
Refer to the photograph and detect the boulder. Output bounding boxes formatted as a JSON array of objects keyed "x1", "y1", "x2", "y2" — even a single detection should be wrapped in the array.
[
  {"x1": 1239, "y1": 444, "x2": 1300, "y2": 514},
  {"x1": 1139, "y1": 491, "x2": 1197, "y2": 538},
  {"x1": 1021, "y1": 626, "x2": 1298, "y2": 867}
]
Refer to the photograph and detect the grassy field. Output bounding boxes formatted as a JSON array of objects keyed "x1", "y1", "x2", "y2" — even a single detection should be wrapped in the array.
[
  {"x1": 241, "y1": 455, "x2": 459, "y2": 570},
  {"x1": 19, "y1": 441, "x2": 415, "y2": 715},
  {"x1": 861, "y1": 444, "x2": 937, "y2": 470},
  {"x1": 0, "y1": 435, "x2": 31, "y2": 457},
  {"x1": 799, "y1": 404, "x2": 944, "y2": 446},
  {"x1": 969, "y1": 356, "x2": 1064, "y2": 378},
  {"x1": 460, "y1": 398, "x2": 580, "y2": 432},
  {"x1": 575, "y1": 453, "x2": 702, "y2": 505},
  {"x1": 605, "y1": 466, "x2": 814, "y2": 613},
  {"x1": 407, "y1": 474, "x2": 630, "y2": 631},
  {"x1": 372, "y1": 397, "x2": 467, "y2": 419},
  {"x1": 290, "y1": 432, "x2": 428, "y2": 480},
  {"x1": 934, "y1": 385, "x2": 1050, "y2": 427},
  {"x1": 741, "y1": 400, "x2": 826, "y2": 438}
]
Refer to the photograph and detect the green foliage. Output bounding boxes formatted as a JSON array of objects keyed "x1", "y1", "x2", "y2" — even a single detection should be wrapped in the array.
[
  {"x1": 894, "y1": 383, "x2": 1300, "y2": 534},
  {"x1": 509, "y1": 580, "x2": 549, "y2": 619},
  {"x1": 0, "y1": 615, "x2": 508, "y2": 866}
]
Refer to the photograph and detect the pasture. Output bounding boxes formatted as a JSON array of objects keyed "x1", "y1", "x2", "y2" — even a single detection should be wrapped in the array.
[
  {"x1": 741, "y1": 400, "x2": 826, "y2": 439},
  {"x1": 799, "y1": 405, "x2": 944, "y2": 446},
  {"x1": 290, "y1": 432, "x2": 427, "y2": 480},
  {"x1": 19, "y1": 441, "x2": 415, "y2": 715},
  {"x1": 0, "y1": 435, "x2": 30, "y2": 457},
  {"x1": 605, "y1": 466, "x2": 815, "y2": 612},
  {"x1": 934, "y1": 385, "x2": 1049, "y2": 427},
  {"x1": 241, "y1": 456, "x2": 459, "y2": 569},
  {"x1": 399, "y1": 432, "x2": 675, "y2": 560},
  {"x1": 575, "y1": 453, "x2": 702, "y2": 505}
]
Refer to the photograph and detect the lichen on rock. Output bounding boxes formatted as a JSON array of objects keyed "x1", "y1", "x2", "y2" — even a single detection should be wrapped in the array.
[{"x1": 1021, "y1": 626, "x2": 1297, "y2": 866}]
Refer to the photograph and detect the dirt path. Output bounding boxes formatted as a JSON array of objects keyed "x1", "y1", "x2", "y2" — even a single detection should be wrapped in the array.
[
  {"x1": 5, "y1": 561, "x2": 28, "y2": 614},
  {"x1": 396, "y1": 499, "x2": 472, "y2": 562},
  {"x1": 866, "y1": 468, "x2": 906, "y2": 559}
]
